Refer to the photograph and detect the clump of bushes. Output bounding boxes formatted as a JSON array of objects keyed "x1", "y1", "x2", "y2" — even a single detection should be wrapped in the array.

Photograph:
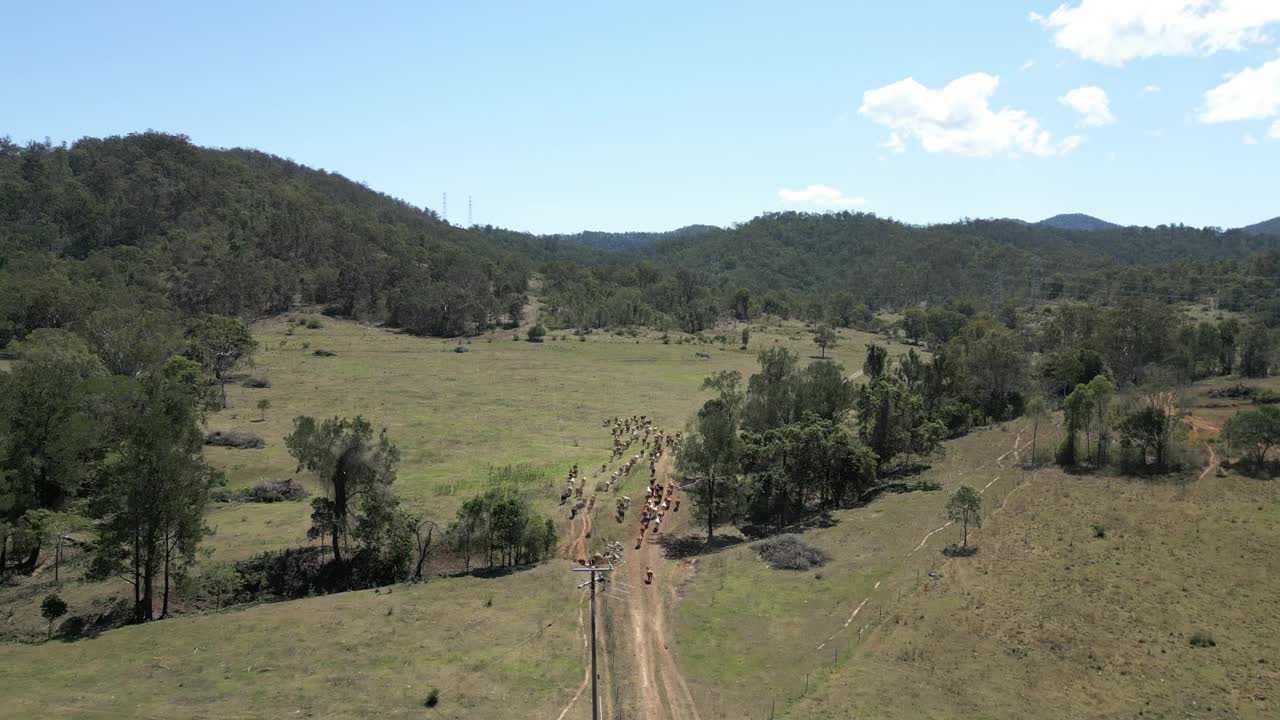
[
  {"x1": 313, "y1": 349, "x2": 336, "y2": 357},
  {"x1": 231, "y1": 546, "x2": 408, "y2": 601},
  {"x1": 1091, "y1": 523, "x2": 1106, "y2": 539},
  {"x1": 212, "y1": 478, "x2": 310, "y2": 503},
  {"x1": 755, "y1": 535, "x2": 831, "y2": 570},
  {"x1": 454, "y1": 345, "x2": 469, "y2": 353},
  {"x1": 1256, "y1": 389, "x2": 1280, "y2": 404},
  {"x1": 1189, "y1": 631, "x2": 1216, "y2": 648},
  {"x1": 241, "y1": 376, "x2": 272, "y2": 388},
  {"x1": 289, "y1": 315, "x2": 324, "y2": 329},
  {"x1": 425, "y1": 688, "x2": 441, "y2": 708},
  {"x1": 942, "y1": 544, "x2": 978, "y2": 557},
  {"x1": 205, "y1": 430, "x2": 265, "y2": 449},
  {"x1": 527, "y1": 324, "x2": 546, "y2": 343}
]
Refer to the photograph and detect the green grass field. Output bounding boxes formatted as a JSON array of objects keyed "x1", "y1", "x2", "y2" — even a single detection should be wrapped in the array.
[
  {"x1": 0, "y1": 315, "x2": 897, "y2": 718},
  {"x1": 199, "y1": 315, "x2": 895, "y2": 561},
  {"x1": 3, "y1": 313, "x2": 1274, "y2": 720},
  {"x1": 669, "y1": 421, "x2": 1044, "y2": 718},
  {"x1": 778, "y1": 382, "x2": 1280, "y2": 720}
]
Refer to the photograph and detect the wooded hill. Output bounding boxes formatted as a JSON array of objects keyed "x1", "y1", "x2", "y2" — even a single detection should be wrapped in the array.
[
  {"x1": 1035, "y1": 213, "x2": 1120, "y2": 231},
  {"x1": 547, "y1": 212, "x2": 1280, "y2": 329},
  {"x1": 0, "y1": 132, "x2": 534, "y2": 343},
  {"x1": 1241, "y1": 216, "x2": 1280, "y2": 236},
  {"x1": 3, "y1": 132, "x2": 1278, "y2": 343}
]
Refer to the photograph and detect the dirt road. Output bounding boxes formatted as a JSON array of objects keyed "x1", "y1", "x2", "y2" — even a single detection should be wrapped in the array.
[
  {"x1": 619, "y1": 453, "x2": 703, "y2": 720},
  {"x1": 554, "y1": 427, "x2": 701, "y2": 720}
]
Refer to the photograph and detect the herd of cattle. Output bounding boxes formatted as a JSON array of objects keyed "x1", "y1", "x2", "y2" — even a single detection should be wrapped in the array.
[{"x1": 561, "y1": 415, "x2": 684, "y2": 576}]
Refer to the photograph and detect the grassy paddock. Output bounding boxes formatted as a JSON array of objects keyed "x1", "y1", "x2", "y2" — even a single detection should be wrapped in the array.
[
  {"x1": 783, "y1": 464, "x2": 1280, "y2": 720},
  {"x1": 0, "y1": 562, "x2": 585, "y2": 720},
  {"x1": 0, "y1": 315, "x2": 897, "y2": 715},
  {"x1": 777, "y1": 384, "x2": 1280, "y2": 720},
  {"x1": 200, "y1": 316, "x2": 895, "y2": 560},
  {"x1": 671, "y1": 421, "x2": 1041, "y2": 717}
]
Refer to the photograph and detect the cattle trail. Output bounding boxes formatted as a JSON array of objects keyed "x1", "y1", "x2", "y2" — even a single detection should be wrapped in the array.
[{"x1": 621, "y1": 452, "x2": 702, "y2": 720}]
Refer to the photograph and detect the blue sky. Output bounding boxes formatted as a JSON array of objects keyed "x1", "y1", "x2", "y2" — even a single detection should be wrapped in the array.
[{"x1": 5, "y1": 1, "x2": 1279, "y2": 233}]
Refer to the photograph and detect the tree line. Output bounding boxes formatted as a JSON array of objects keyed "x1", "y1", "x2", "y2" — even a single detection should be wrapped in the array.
[
  {"x1": 677, "y1": 317, "x2": 1037, "y2": 540},
  {"x1": 678, "y1": 296, "x2": 1277, "y2": 540},
  {"x1": 5, "y1": 134, "x2": 1279, "y2": 350}
]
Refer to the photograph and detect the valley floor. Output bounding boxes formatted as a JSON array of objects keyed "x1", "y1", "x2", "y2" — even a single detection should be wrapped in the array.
[{"x1": 2, "y1": 315, "x2": 1276, "y2": 720}]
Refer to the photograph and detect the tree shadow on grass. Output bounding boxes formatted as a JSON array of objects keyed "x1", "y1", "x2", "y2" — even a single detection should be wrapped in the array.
[
  {"x1": 737, "y1": 510, "x2": 839, "y2": 541},
  {"x1": 656, "y1": 533, "x2": 746, "y2": 560},
  {"x1": 57, "y1": 597, "x2": 133, "y2": 642},
  {"x1": 447, "y1": 563, "x2": 541, "y2": 580},
  {"x1": 1221, "y1": 459, "x2": 1280, "y2": 480},
  {"x1": 858, "y1": 478, "x2": 943, "y2": 507}
]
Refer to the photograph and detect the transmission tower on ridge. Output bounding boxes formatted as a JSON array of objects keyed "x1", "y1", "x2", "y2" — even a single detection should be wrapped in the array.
[
  {"x1": 442, "y1": 192, "x2": 448, "y2": 224},
  {"x1": 468, "y1": 195, "x2": 473, "y2": 227}
]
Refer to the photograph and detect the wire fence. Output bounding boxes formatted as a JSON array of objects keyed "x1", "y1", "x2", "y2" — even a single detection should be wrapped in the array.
[{"x1": 677, "y1": 461, "x2": 1041, "y2": 720}]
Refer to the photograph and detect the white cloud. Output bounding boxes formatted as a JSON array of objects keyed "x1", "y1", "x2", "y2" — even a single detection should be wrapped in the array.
[
  {"x1": 1142, "y1": 84, "x2": 1162, "y2": 94},
  {"x1": 1020, "y1": 59, "x2": 1036, "y2": 71},
  {"x1": 859, "y1": 73, "x2": 1081, "y2": 157},
  {"x1": 1243, "y1": 132, "x2": 1259, "y2": 144},
  {"x1": 882, "y1": 132, "x2": 906, "y2": 153},
  {"x1": 778, "y1": 185, "x2": 866, "y2": 208},
  {"x1": 1270, "y1": 118, "x2": 1280, "y2": 137},
  {"x1": 1199, "y1": 55, "x2": 1280, "y2": 122},
  {"x1": 1059, "y1": 86, "x2": 1116, "y2": 126},
  {"x1": 1031, "y1": 0, "x2": 1280, "y2": 65}
]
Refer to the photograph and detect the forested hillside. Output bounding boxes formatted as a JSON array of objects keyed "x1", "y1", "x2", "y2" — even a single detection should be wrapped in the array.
[
  {"x1": 543, "y1": 212, "x2": 1280, "y2": 330},
  {"x1": 0, "y1": 133, "x2": 534, "y2": 343},
  {"x1": 4, "y1": 132, "x2": 1279, "y2": 345},
  {"x1": 1240, "y1": 216, "x2": 1280, "y2": 236}
]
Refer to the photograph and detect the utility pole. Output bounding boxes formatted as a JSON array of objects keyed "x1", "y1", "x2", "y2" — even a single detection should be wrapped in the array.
[
  {"x1": 573, "y1": 564, "x2": 614, "y2": 720},
  {"x1": 468, "y1": 195, "x2": 473, "y2": 227},
  {"x1": 442, "y1": 192, "x2": 448, "y2": 224}
]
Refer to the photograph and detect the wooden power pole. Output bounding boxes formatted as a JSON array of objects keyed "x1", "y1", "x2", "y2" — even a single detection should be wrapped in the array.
[{"x1": 573, "y1": 564, "x2": 614, "y2": 720}]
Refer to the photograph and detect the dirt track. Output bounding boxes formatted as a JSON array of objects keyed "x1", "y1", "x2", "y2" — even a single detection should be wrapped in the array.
[
  {"x1": 553, "y1": 428, "x2": 701, "y2": 720},
  {"x1": 620, "y1": 453, "x2": 703, "y2": 720}
]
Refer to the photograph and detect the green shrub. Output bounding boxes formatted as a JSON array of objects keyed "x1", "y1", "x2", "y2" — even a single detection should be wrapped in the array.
[
  {"x1": 1256, "y1": 389, "x2": 1280, "y2": 404},
  {"x1": 1189, "y1": 631, "x2": 1216, "y2": 648},
  {"x1": 199, "y1": 562, "x2": 244, "y2": 610},
  {"x1": 425, "y1": 688, "x2": 440, "y2": 707},
  {"x1": 41, "y1": 594, "x2": 68, "y2": 640}
]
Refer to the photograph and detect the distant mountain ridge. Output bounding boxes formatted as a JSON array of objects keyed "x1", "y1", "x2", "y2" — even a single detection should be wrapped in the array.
[
  {"x1": 551, "y1": 224, "x2": 720, "y2": 249},
  {"x1": 1239, "y1": 216, "x2": 1280, "y2": 236},
  {"x1": 1036, "y1": 213, "x2": 1121, "y2": 231}
]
